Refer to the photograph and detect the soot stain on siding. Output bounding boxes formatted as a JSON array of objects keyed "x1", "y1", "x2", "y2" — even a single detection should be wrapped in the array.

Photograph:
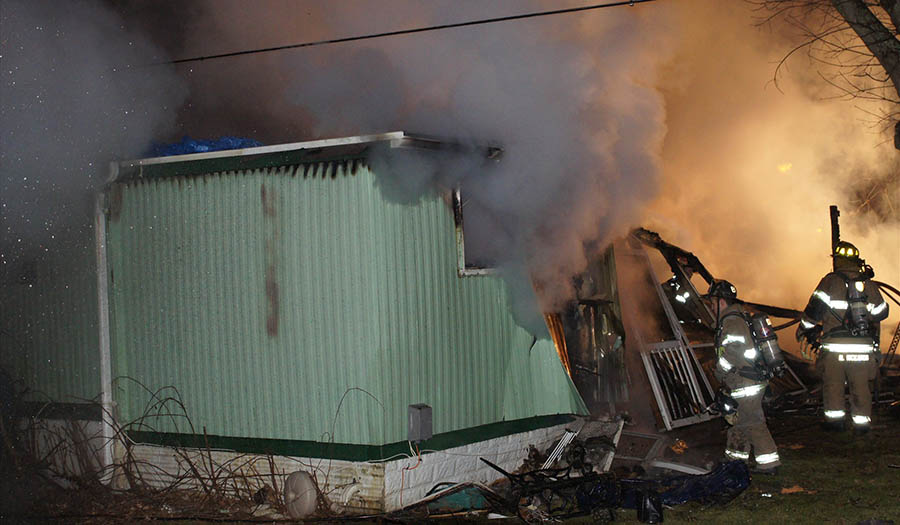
[
  {"x1": 261, "y1": 183, "x2": 279, "y2": 338},
  {"x1": 265, "y1": 263, "x2": 279, "y2": 337},
  {"x1": 260, "y1": 184, "x2": 277, "y2": 218}
]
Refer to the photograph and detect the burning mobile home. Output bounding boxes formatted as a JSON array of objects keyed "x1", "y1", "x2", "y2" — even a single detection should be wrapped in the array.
[
  {"x1": 93, "y1": 132, "x2": 588, "y2": 511},
  {"x1": 89, "y1": 128, "x2": 811, "y2": 506},
  {"x1": 2, "y1": 130, "x2": 731, "y2": 514},
  {"x1": 4, "y1": 131, "x2": 896, "y2": 518}
]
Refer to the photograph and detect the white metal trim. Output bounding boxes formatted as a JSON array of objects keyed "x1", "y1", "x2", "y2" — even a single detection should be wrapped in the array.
[
  {"x1": 600, "y1": 419, "x2": 625, "y2": 472},
  {"x1": 458, "y1": 267, "x2": 497, "y2": 277},
  {"x1": 643, "y1": 341, "x2": 717, "y2": 430},
  {"x1": 640, "y1": 350, "x2": 673, "y2": 430},
  {"x1": 94, "y1": 191, "x2": 114, "y2": 484},
  {"x1": 648, "y1": 459, "x2": 710, "y2": 475},
  {"x1": 117, "y1": 131, "x2": 408, "y2": 169}
]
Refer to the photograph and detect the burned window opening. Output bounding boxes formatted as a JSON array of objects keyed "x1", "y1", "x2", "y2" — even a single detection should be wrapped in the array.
[{"x1": 451, "y1": 189, "x2": 496, "y2": 276}]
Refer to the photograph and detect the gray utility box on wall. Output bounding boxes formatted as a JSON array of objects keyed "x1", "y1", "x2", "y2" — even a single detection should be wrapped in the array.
[{"x1": 408, "y1": 403, "x2": 432, "y2": 443}]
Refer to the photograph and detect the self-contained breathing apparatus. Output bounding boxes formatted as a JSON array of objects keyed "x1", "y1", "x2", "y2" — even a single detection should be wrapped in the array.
[
  {"x1": 846, "y1": 265, "x2": 875, "y2": 338},
  {"x1": 717, "y1": 311, "x2": 787, "y2": 381},
  {"x1": 708, "y1": 279, "x2": 786, "y2": 381},
  {"x1": 749, "y1": 313, "x2": 786, "y2": 376},
  {"x1": 810, "y1": 266, "x2": 882, "y2": 366}
]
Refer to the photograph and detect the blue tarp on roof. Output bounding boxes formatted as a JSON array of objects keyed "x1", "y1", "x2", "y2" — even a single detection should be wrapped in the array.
[{"x1": 151, "y1": 136, "x2": 264, "y2": 157}]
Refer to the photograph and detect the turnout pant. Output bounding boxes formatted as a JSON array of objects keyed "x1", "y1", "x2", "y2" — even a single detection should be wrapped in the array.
[
  {"x1": 822, "y1": 350, "x2": 872, "y2": 427},
  {"x1": 723, "y1": 376, "x2": 781, "y2": 470}
]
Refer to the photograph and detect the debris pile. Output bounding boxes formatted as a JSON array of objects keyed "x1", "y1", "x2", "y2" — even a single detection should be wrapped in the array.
[{"x1": 387, "y1": 421, "x2": 751, "y2": 523}]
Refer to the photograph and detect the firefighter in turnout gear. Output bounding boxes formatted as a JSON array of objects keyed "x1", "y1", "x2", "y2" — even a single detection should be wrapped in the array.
[
  {"x1": 708, "y1": 280, "x2": 782, "y2": 473},
  {"x1": 796, "y1": 241, "x2": 889, "y2": 432}
]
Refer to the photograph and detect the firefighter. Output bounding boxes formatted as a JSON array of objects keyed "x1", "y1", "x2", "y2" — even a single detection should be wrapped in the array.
[
  {"x1": 663, "y1": 264, "x2": 703, "y2": 324},
  {"x1": 708, "y1": 280, "x2": 782, "y2": 474},
  {"x1": 796, "y1": 241, "x2": 889, "y2": 433}
]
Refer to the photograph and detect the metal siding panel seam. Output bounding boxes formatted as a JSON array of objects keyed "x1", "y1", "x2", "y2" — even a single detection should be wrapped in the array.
[{"x1": 104, "y1": 156, "x2": 585, "y2": 446}]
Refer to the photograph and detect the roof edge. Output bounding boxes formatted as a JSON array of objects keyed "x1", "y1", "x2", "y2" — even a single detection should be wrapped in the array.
[
  {"x1": 108, "y1": 131, "x2": 502, "y2": 184},
  {"x1": 118, "y1": 131, "x2": 408, "y2": 168}
]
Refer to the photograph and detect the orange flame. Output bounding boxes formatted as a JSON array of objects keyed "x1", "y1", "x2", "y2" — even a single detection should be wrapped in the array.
[{"x1": 544, "y1": 313, "x2": 572, "y2": 378}]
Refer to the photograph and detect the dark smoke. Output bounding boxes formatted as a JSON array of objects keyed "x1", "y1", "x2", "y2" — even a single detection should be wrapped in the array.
[{"x1": 97, "y1": 0, "x2": 675, "y2": 334}]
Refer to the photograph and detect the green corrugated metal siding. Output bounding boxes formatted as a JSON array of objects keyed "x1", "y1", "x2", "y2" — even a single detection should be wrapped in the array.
[
  {"x1": 106, "y1": 161, "x2": 585, "y2": 446},
  {"x1": 0, "y1": 242, "x2": 100, "y2": 401}
]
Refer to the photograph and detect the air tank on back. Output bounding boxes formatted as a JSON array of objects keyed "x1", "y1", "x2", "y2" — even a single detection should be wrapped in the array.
[{"x1": 749, "y1": 313, "x2": 784, "y2": 371}]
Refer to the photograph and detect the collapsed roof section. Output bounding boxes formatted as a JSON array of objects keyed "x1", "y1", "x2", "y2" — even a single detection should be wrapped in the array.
[{"x1": 554, "y1": 228, "x2": 807, "y2": 433}]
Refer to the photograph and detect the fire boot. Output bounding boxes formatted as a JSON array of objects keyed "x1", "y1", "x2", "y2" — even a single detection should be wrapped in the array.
[
  {"x1": 821, "y1": 420, "x2": 844, "y2": 432},
  {"x1": 751, "y1": 466, "x2": 779, "y2": 476}
]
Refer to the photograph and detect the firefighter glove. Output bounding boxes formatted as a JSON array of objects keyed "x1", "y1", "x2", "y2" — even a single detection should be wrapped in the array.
[{"x1": 795, "y1": 324, "x2": 821, "y2": 345}]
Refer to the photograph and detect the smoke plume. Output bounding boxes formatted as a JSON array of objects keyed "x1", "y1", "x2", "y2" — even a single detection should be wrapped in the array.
[
  {"x1": 146, "y1": 1, "x2": 676, "y2": 334},
  {"x1": 645, "y1": 2, "x2": 900, "y2": 345}
]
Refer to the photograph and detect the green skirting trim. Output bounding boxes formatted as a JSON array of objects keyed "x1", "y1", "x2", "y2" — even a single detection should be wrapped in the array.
[{"x1": 126, "y1": 413, "x2": 576, "y2": 462}]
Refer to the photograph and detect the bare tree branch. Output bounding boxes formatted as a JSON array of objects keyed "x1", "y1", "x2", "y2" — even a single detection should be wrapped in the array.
[
  {"x1": 752, "y1": 0, "x2": 900, "y2": 146},
  {"x1": 877, "y1": 0, "x2": 900, "y2": 32},
  {"x1": 832, "y1": 0, "x2": 900, "y2": 100}
]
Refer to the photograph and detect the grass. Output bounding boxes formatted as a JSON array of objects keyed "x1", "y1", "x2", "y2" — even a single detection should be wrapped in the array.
[{"x1": 600, "y1": 409, "x2": 900, "y2": 524}]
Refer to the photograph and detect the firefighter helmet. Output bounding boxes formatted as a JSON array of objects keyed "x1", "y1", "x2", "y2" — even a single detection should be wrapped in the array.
[
  {"x1": 707, "y1": 279, "x2": 737, "y2": 300},
  {"x1": 833, "y1": 241, "x2": 860, "y2": 259}
]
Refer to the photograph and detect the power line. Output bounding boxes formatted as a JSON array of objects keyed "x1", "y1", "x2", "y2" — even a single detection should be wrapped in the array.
[{"x1": 164, "y1": 0, "x2": 657, "y2": 65}]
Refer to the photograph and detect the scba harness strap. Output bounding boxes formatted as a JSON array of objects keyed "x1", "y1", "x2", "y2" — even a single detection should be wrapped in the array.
[
  {"x1": 819, "y1": 271, "x2": 883, "y2": 340},
  {"x1": 716, "y1": 311, "x2": 778, "y2": 381}
]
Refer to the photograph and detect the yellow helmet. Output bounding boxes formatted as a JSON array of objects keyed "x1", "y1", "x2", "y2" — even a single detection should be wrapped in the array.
[{"x1": 833, "y1": 241, "x2": 860, "y2": 260}]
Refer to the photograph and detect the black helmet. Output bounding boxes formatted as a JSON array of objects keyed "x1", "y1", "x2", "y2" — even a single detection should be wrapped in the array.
[
  {"x1": 833, "y1": 240, "x2": 860, "y2": 260},
  {"x1": 707, "y1": 279, "x2": 737, "y2": 300}
]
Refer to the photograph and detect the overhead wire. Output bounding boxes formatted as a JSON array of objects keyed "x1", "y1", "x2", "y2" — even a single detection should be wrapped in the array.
[{"x1": 161, "y1": 0, "x2": 658, "y2": 66}]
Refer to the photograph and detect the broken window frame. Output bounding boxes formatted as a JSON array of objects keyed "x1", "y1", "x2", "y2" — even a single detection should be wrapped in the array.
[
  {"x1": 627, "y1": 234, "x2": 718, "y2": 431},
  {"x1": 451, "y1": 189, "x2": 496, "y2": 277},
  {"x1": 640, "y1": 341, "x2": 716, "y2": 430}
]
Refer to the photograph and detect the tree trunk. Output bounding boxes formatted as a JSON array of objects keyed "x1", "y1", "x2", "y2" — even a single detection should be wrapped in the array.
[
  {"x1": 831, "y1": 0, "x2": 900, "y2": 147},
  {"x1": 831, "y1": 0, "x2": 900, "y2": 95}
]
